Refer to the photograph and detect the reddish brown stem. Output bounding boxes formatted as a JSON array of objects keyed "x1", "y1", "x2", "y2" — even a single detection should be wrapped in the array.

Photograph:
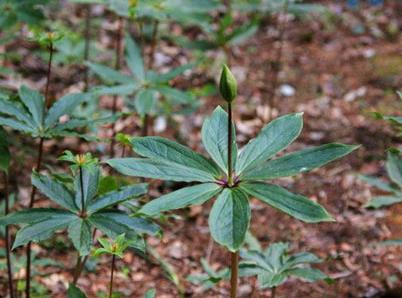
[
  {"x1": 230, "y1": 251, "x2": 239, "y2": 298},
  {"x1": 4, "y1": 172, "x2": 14, "y2": 298},
  {"x1": 109, "y1": 254, "x2": 116, "y2": 298},
  {"x1": 25, "y1": 42, "x2": 53, "y2": 298},
  {"x1": 110, "y1": 17, "x2": 124, "y2": 157}
]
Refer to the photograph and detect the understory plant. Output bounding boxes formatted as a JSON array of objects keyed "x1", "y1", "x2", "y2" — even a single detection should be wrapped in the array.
[
  {"x1": 187, "y1": 258, "x2": 230, "y2": 291},
  {"x1": 107, "y1": 65, "x2": 357, "y2": 297},
  {"x1": 240, "y1": 242, "x2": 330, "y2": 297},
  {"x1": 0, "y1": 152, "x2": 159, "y2": 295}
]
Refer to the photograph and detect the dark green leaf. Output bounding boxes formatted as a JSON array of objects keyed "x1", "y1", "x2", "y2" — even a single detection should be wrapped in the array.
[
  {"x1": 386, "y1": 151, "x2": 402, "y2": 187},
  {"x1": 209, "y1": 188, "x2": 250, "y2": 251},
  {"x1": 18, "y1": 85, "x2": 44, "y2": 128},
  {"x1": 237, "y1": 113, "x2": 303, "y2": 174},
  {"x1": 67, "y1": 284, "x2": 87, "y2": 298},
  {"x1": 0, "y1": 116, "x2": 34, "y2": 133},
  {"x1": 0, "y1": 98, "x2": 34, "y2": 127},
  {"x1": 140, "y1": 183, "x2": 221, "y2": 216},
  {"x1": 240, "y1": 182, "x2": 333, "y2": 223},
  {"x1": 86, "y1": 62, "x2": 132, "y2": 84},
  {"x1": 74, "y1": 165, "x2": 100, "y2": 209},
  {"x1": 134, "y1": 89, "x2": 157, "y2": 117},
  {"x1": 125, "y1": 35, "x2": 145, "y2": 80},
  {"x1": 0, "y1": 208, "x2": 73, "y2": 226},
  {"x1": 0, "y1": 128, "x2": 10, "y2": 173},
  {"x1": 364, "y1": 195, "x2": 402, "y2": 208},
  {"x1": 67, "y1": 218, "x2": 92, "y2": 256}
]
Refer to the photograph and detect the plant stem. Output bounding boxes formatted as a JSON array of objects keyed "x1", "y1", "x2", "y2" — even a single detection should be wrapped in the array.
[
  {"x1": 25, "y1": 43, "x2": 54, "y2": 298},
  {"x1": 83, "y1": 4, "x2": 91, "y2": 92},
  {"x1": 271, "y1": 286, "x2": 276, "y2": 298},
  {"x1": 227, "y1": 102, "x2": 233, "y2": 185},
  {"x1": 110, "y1": 16, "x2": 124, "y2": 158},
  {"x1": 230, "y1": 251, "x2": 239, "y2": 298},
  {"x1": 109, "y1": 254, "x2": 116, "y2": 298},
  {"x1": 4, "y1": 172, "x2": 14, "y2": 298},
  {"x1": 79, "y1": 165, "x2": 85, "y2": 212}
]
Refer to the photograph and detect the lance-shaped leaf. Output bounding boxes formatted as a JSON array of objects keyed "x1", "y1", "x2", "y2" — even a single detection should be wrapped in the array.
[
  {"x1": 74, "y1": 165, "x2": 100, "y2": 209},
  {"x1": 208, "y1": 188, "x2": 250, "y2": 252},
  {"x1": 237, "y1": 113, "x2": 303, "y2": 174},
  {"x1": 107, "y1": 158, "x2": 215, "y2": 182},
  {"x1": 140, "y1": 183, "x2": 221, "y2": 216},
  {"x1": 202, "y1": 106, "x2": 237, "y2": 173},
  {"x1": 32, "y1": 172, "x2": 78, "y2": 212},
  {"x1": 358, "y1": 174, "x2": 396, "y2": 193},
  {"x1": 242, "y1": 144, "x2": 358, "y2": 180},
  {"x1": 96, "y1": 210, "x2": 159, "y2": 235},
  {"x1": 18, "y1": 85, "x2": 44, "y2": 128},
  {"x1": 12, "y1": 214, "x2": 76, "y2": 249},
  {"x1": 0, "y1": 116, "x2": 34, "y2": 133},
  {"x1": 364, "y1": 195, "x2": 402, "y2": 209},
  {"x1": 155, "y1": 64, "x2": 192, "y2": 83},
  {"x1": 132, "y1": 137, "x2": 220, "y2": 177},
  {"x1": 87, "y1": 183, "x2": 147, "y2": 213},
  {"x1": 0, "y1": 208, "x2": 72, "y2": 226},
  {"x1": 386, "y1": 151, "x2": 402, "y2": 187},
  {"x1": 157, "y1": 86, "x2": 196, "y2": 104},
  {"x1": 92, "y1": 84, "x2": 139, "y2": 96},
  {"x1": 288, "y1": 267, "x2": 329, "y2": 282},
  {"x1": 68, "y1": 218, "x2": 92, "y2": 256},
  {"x1": 134, "y1": 89, "x2": 157, "y2": 117},
  {"x1": 125, "y1": 35, "x2": 145, "y2": 80},
  {"x1": 86, "y1": 62, "x2": 132, "y2": 84},
  {"x1": 0, "y1": 98, "x2": 35, "y2": 127},
  {"x1": 240, "y1": 182, "x2": 333, "y2": 223},
  {"x1": 45, "y1": 93, "x2": 88, "y2": 128}
]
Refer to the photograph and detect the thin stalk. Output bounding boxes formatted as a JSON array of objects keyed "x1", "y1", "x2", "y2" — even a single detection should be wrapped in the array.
[
  {"x1": 271, "y1": 286, "x2": 276, "y2": 298},
  {"x1": 268, "y1": 0, "x2": 289, "y2": 120},
  {"x1": 230, "y1": 251, "x2": 239, "y2": 298},
  {"x1": 110, "y1": 17, "x2": 124, "y2": 157},
  {"x1": 141, "y1": 20, "x2": 159, "y2": 137},
  {"x1": 83, "y1": 4, "x2": 91, "y2": 91},
  {"x1": 109, "y1": 254, "x2": 116, "y2": 298},
  {"x1": 227, "y1": 102, "x2": 233, "y2": 185},
  {"x1": 4, "y1": 172, "x2": 14, "y2": 298},
  {"x1": 25, "y1": 43, "x2": 54, "y2": 298},
  {"x1": 79, "y1": 165, "x2": 85, "y2": 212}
]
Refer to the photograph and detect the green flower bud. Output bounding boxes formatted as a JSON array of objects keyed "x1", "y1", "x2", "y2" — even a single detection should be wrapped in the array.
[{"x1": 219, "y1": 64, "x2": 237, "y2": 102}]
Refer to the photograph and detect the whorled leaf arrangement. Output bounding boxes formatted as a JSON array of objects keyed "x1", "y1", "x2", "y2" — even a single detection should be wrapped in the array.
[
  {"x1": 239, "y1": 242, "x2": 330, "y2": 289},
  {"x1": 0, "y1": 85, "x2": 96, "y2": 138},
  {"x1": 0, "y1": 160, "x2": 159, "y2": 256},
  {"x1": 88, "y1": 34, "x2": 197, "y2": 117},
  {"x1": 107, "y1": 106, "x2": 358, "y2": 252}
]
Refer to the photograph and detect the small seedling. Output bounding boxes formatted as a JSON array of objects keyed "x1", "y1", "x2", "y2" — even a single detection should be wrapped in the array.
[
  {"x1": 107, "y1": 65, "x2": 358, "y2": 297},
  {"x1": 94, "y1": 233, "x2": 134, "y2": 298},
  {"x1": 240, "y1": 242, "x2": 331, "y2": 297},
  {"x1": 187, "y1": 258, "x2": 230, "y2": 291}
]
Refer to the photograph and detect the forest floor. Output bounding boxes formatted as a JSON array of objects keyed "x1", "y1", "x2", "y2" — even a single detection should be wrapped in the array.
[{"x1": 1, "y1": 1, "x2": 402, "y2": 298}]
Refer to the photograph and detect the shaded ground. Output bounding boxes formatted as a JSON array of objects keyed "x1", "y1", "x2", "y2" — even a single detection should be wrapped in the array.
[{"x1": 1, "y1": 1, "x2": 402, "y2": 297}]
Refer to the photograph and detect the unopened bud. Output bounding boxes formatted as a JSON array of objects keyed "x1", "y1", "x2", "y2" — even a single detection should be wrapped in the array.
[{"x1": 219, "y1": 64, "x2": 237, "y2": 102}]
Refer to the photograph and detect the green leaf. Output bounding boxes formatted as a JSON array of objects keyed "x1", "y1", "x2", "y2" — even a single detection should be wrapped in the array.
[
  {"x1": 364, "y1": 195, "x2": 402, "y2": 208},
  {"x1": 74, "y1": 165, "x2": 100, "y2": 209},
  {"x1": 240, "y1": 182, "x2": 333, "y2": 223},
  {"x1": 140, "y1": 183, "x2": 221, "y2": 216},
  {"x1": 45, "y1": 93, "x2": 88, "y2": 128},
  {"x1": 107, "y1": 158, "x2": 215, "y2": 182},
  {"x1": 86, "y1": 62, "x2": 132, "y2": 84},
  {"x1": 358, "y1": 175, "x2": 396, "y2": 193},
  {"x1": 67, "y1": 284, "x2": 87, "y2": 298},
  {"x1": 0, "y1": 116, "x2": 34, "y2": 133},
  {"x1": 67, "y1": 218, "x2": 92, "y2": 256},
  {"x1": 32, "y1": 172, "x2": 78, "y2": 212},
  {"x1": 208, "y1": 188, "x2": 250, "y2": 251},
  {"x1": 87, "y1": 183, "x2": 147, "y2": 213},
  {"x1": 157, "y1": 86, "x2": 196, "y2": 104},
  {"x1": 383, "y1": 239, "x2": 402, "y2": 245},
  {"x1": 18, "y1": 85, "x2": 44, "y2": 128},
  {"x1": 144, "y1": 288, "x2": 156, "y2": 298},
  {"x1": 202, "y1": 106, "x2": 237, "y2": 173},
  {"x1": 12, "y1": 214, "x2": 76, "y2": 249},
  {"x1": 243, "y1": 144, "x2": 358, "y2": 180},
  {"x1": 134, "y1": 89, "x2": 157, "y2": 117},
  {"x1": 386, "y1": 151, "x2": 402, "y2": 187},
  {"x1": 0, "y1": 128, "x2": 10, "y2": 173},
  {"x1": 288, "y1": 267, "x2": 328, "y2": 282},
  {"x1": 154, "y1": 64, "x2": 192, "y2": 83},
  {"x1": 125, "y1": 34, "x2": 145, "y2": 80},
  {"x1": 92, "y1": 83, "x2": 139, "y2": 96},
  {"x1": 132, "y1": 136, "x2": 220, "y2": 176},
  {"x1": 237, "y1": 113, "x2": 303, "y2": 174},
  {"x1": 0, "y1": 208, "x2": 73, "y2": 226},
  {"x1": 95, "y1": 211, "x2": 159, "y2": 235},
  {"x1": 0, "y1": 98, "x2": 35, "y2": 127}
]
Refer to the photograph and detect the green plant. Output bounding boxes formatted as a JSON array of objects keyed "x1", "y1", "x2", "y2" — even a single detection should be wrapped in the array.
[
  {"x1": 0, "y1": 0, "x2": 49, "y2": 29},
  {"x1": 107, "y1": 65, "x2": 357, "y2": 296},
  {"x1": 88, "y1": 34, "x2": 197, "y2": 128},
  {"x1": 372, "y1": 91, "x2": 402, "y2": 136},
  {"x1": 239, "y1": 242, "x2": 330, "y2": 297},
  {"x1": 360, "y1": 149, "x2": 402, "y2": 209},
  {"x1": 187, "y1": 258, "x2": 230, "y2": 291},
  {"x1": 0, "y1": 152, "x2": 159, "y2": 293},
  {"x1": 94, "y1": 233, "x2": 134, "y2": 298}
]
